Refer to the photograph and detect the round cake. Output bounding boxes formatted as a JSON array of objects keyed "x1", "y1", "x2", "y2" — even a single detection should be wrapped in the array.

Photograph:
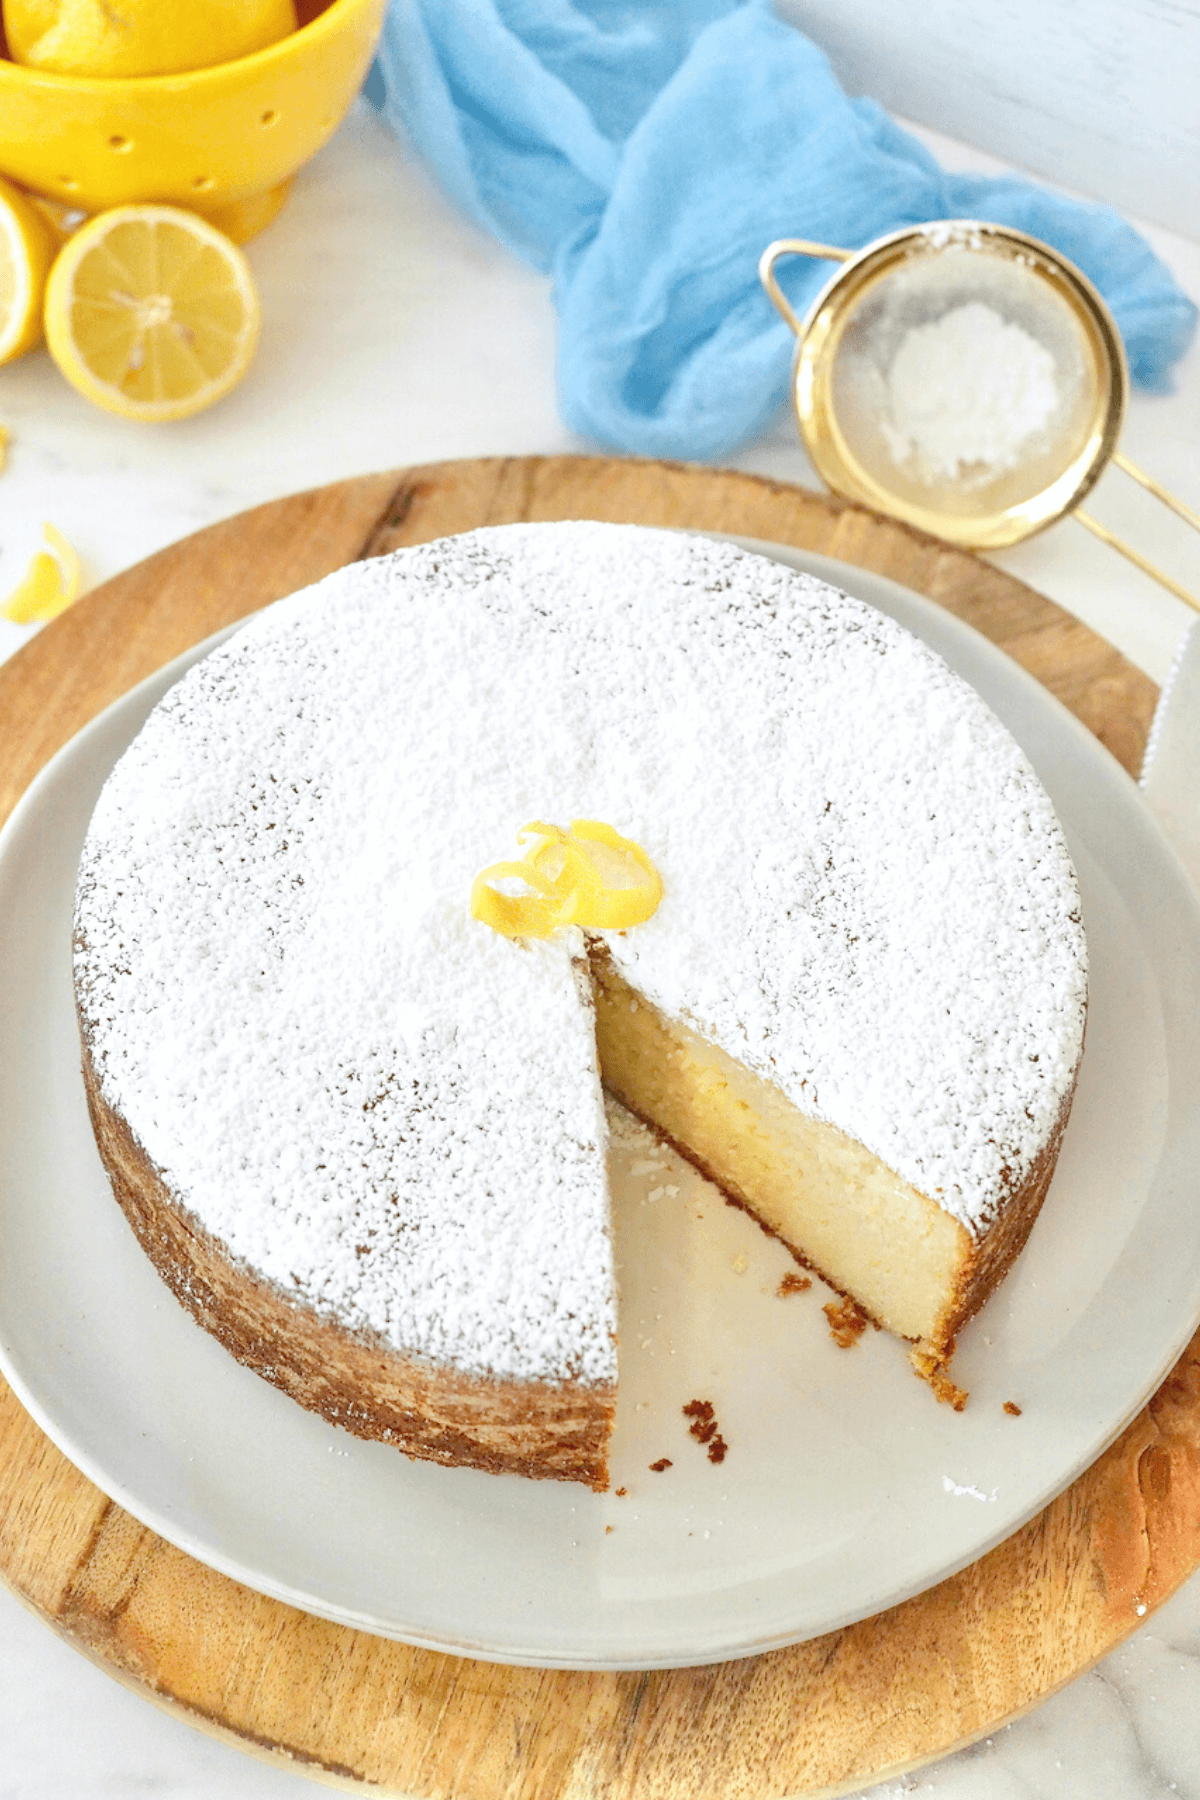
[{"x1": 73, "y1": 522, "x2": 1088, "y2": 1487}]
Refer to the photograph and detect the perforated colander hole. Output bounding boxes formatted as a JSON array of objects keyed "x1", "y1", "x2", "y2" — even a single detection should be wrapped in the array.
[
  {"x1": 107, "y1": 134, "x2": 133, "y2": 152},
  {"x1": 260, "y1": 108, "x2": 278, "y2": 125}
]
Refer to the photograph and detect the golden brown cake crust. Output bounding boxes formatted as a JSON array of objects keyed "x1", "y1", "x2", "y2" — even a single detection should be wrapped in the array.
[
  {"x1": 928, "y1": 1070, "x2": 1082, "y2": 1350},
  {"x1": 81, "y1": 1036, "x2": 614, "y2": 1490}
]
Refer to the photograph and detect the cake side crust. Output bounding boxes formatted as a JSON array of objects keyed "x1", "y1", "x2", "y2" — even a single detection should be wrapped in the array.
[
  {"x1": 926, "y1": 1063, "x2": 1082, "y2": 1352},
  {"x1": 81, "y1": 1041, "x2": 614, "y2": 1490}
]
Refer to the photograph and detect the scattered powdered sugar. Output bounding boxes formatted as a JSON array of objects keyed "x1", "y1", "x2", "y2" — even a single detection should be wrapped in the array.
[
  {"x1": 917, "y1": 222, "x2": 986, "y2": 253},
  {"x1": 881, "y1": 301, "x2": 1059, "y2": 482},
  {"x1": 942, "y1": 1475, "x2": 999, "y2": 1502},
  {"x1": 75, "y1": 523, "x2": 1086, "y2": 1385}
]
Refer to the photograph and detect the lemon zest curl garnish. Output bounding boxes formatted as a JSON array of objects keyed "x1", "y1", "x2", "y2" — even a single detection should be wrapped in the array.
[{"x1": 472, "y1": 819, "x2": 663, "y2": 939}]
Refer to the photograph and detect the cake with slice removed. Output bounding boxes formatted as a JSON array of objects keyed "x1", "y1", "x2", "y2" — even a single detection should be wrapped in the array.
[{"x1": 73, "y1": 522, "x2": 1087, "y2": 1487}]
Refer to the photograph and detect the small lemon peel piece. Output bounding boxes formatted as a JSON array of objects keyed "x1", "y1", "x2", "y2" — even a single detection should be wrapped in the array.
[
  {"x1": 472, "y1": 819, "x2": 662, "y2": 940},
  {"x1": 469, "y1": 859, "x2": 571, "y2": 940},
  {"x1": 562, "y1": 819, "x2": 664, "y2": 928},
  {"x1": 1, "y1": 522, "x2": 83, "y2": 624}
]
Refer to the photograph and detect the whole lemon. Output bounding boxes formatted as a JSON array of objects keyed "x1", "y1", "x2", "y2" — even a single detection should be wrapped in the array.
[{"x1": 3, "y1": 0, "x2": 298, "y2": 76}]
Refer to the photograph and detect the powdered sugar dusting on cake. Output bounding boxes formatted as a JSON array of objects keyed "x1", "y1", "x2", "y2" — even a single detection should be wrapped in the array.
[{"x1": 75, "y1": 523, "x2": 1086, "y2": 1381}]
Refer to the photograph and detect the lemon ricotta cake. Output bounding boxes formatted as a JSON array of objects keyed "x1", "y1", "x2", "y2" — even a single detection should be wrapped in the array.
[{"x1": 74, "y1": 522, "x2": 1087, "y2": 1487}]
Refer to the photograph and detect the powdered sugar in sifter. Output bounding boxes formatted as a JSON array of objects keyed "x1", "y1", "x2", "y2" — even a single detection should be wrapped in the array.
[{"x1": 760, "y1": 223, "x2": 1199, "y2": 610}]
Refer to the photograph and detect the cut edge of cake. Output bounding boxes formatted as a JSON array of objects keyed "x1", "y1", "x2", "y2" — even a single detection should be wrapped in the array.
[{"x1": 588, "y1": 942, "x2": 1080, "y2": 1407}]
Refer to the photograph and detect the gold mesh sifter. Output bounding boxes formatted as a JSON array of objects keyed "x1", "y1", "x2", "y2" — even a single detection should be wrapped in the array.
[{"x1": 760, "y1": 222, "x2": 1200, "y2": 610}]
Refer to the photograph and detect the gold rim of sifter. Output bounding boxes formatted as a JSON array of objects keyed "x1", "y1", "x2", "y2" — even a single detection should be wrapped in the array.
[{"x1": 760, "y1": 223, "x2": 1200, "y2": 611}]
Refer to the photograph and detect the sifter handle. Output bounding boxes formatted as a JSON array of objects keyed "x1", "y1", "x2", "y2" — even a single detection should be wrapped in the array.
[
  {"x1": 759, "y1": 238, "x2": 852, "y2": 338},
  {"x1": 1073, "y1": 512, "x2": 1200, "y2": 613},
  {"x1": 1111, "y1": 451, "x2": 1200, "y2": 537},
  {"x1": 1075, "y1": 453, "x2": 1200, "y2": 614}
]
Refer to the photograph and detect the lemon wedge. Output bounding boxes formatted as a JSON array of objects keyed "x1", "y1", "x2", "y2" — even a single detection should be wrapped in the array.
[
  {"x1": 43, "y1": 206, "x2": 261, "y2": 422},
  {"x1": 5, "y1": 0, "x2": 297, "y2": 77},
  {"x1": 1, "y1": 523, "x2": 83, "y2": 625},
  {"x1": 472, "y1": 821, "x2": 663, "y2": 940},
  {"x1": 0, "y1": 174, "x2": 58, "y2": 365}
]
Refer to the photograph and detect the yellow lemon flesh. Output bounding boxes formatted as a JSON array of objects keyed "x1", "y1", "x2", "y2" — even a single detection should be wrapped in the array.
[
  {"x1": 3, "y1": 0, "x2": 297, "y2": 76},
  {"x1": 0, "y1": 173, "x2": 58, "y2": 364},
  {"x1": 1, "y1": 523, "x2": 83, "y2": 624},
  {"x1": 43, "y1": 205, "x2": 260, "y2": 422}
]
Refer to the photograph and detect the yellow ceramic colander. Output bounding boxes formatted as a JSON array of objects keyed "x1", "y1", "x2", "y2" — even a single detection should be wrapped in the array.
[{"x1": 0, "y1": 0, "x2": 385, "y2": 240}]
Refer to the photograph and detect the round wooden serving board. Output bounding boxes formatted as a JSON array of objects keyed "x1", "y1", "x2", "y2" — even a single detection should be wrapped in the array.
[{"x1": 2, "y1": 455, "x2": 1197, "y2": 1800}]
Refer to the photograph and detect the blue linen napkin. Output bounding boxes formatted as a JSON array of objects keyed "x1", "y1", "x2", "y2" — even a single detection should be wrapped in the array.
[{"x1": 372, "y1": 0, "x2": 1197, "y2": 461}]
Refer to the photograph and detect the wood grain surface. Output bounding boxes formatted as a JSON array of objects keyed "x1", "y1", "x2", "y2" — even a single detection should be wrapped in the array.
[{"x1": 0, "y1": 455, "x2": 1194, "y2": 1800}]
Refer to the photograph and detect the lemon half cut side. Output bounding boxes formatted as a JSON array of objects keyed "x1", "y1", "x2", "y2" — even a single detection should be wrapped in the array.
[
  {"x1": 43, "y1": 205, "x2": 261, "y2": 422},
  {"x1": 0, "y1": 174, "x2": 58, "y2": 364}
]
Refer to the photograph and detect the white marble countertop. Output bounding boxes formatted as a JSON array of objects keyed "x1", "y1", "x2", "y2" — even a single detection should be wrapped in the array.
[{"x1": 2, "y1": 96, "x2": 1199, "y2": 1800}]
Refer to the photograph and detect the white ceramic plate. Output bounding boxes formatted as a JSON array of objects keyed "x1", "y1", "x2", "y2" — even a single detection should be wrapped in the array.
[{"x1": 2, "y1": 542, "x2": 1200, "y2": 1673}]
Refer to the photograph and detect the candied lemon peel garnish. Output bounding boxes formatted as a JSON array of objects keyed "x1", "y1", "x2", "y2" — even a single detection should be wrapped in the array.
[
  {"x1": 472, "y1": 820, "x2": 663, "y2": 939},
  {"x1": 1, "y1": 523, "x2": 83, "y2": 624}
]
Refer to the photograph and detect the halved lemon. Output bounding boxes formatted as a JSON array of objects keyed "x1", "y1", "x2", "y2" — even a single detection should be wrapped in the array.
[
  {"x1": 43, "y1": 205, "x2": 261, "y2": 422},
  {"x1": 0, "y1": 174, "x2": 58, "y2": 364}
]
